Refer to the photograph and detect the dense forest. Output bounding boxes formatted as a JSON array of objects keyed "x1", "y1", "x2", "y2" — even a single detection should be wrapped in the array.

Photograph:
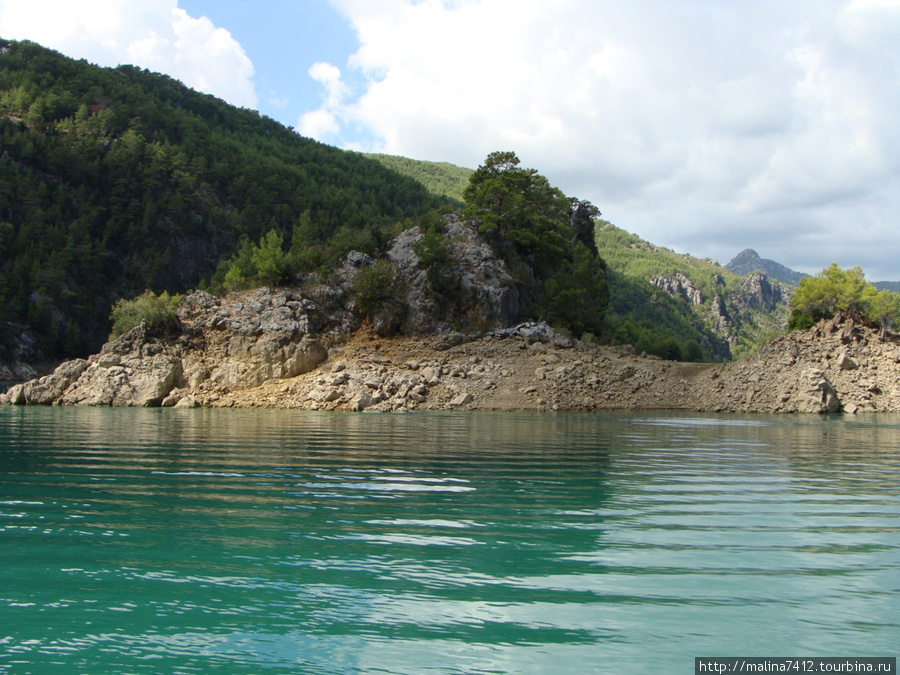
[{"x1": 0, "y1": 39, "x2": 444, "y2": 361}]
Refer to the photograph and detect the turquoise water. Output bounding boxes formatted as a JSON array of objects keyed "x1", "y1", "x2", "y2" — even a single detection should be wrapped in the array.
[{"x1": 1, "y1": 408, "x2": 898, "y2": 673}]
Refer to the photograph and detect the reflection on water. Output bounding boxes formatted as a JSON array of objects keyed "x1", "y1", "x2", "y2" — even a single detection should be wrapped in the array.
[{"x1": 1, "y1": 408, "x2": 899, "y2": 674}]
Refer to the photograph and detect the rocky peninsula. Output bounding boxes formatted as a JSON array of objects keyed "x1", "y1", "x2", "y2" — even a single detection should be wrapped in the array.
[
  {"x1": 4, "y1": 285, "x2": 900, "y2": 415},
  {"x1": 4, "y1": 220, "x2": 900, "y2": 415}
]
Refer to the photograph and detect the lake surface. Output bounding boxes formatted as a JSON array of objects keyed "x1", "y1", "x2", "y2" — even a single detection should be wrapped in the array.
[{"x1": 1, "y1": 408, "x2": 898, "y2": 673}]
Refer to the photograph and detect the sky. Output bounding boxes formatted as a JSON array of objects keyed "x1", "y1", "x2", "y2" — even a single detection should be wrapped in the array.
[{"x1": 2, "y1": 0, "x2": 900, "y2": 280}]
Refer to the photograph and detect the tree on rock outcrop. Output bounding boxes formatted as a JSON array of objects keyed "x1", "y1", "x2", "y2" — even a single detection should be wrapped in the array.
[
  {"x1": 463, "y1": 151, "x2": 571, "y2": 265},
  {"x1": 462, "y1": 151, "x2": 608, "y2": 337},
  {"x1": 789, "y1": 263, "x2": 900, "y2": 339},
  {"x1": 252, "y1": 229, "x2": 289, "y2": 291},
  {"x1": 868, "y1": 288, "x2": 900, "y2": 340}
]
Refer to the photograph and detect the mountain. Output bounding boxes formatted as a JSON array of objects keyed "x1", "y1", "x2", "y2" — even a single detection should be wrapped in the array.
[
  {"x1": 726, "y1": 249, "x2": 805, "y2": 286},
  {"x1": 0, "y1": 39, "x2": 443, "y2": 363},
  {"x1": 594, "y1": 224, "x2": 792, "y2": 360},
  {"x1": 0, "y1": 38, "x2": 803, "y2": 372},
  {"x1": 873, "y1": 281, "x2": 900, "y2": 293}
]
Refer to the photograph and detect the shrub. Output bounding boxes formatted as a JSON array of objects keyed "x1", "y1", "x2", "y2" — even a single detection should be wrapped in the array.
[
  {"x1": 350, "y1": 259, "x2": 397, "y2": 320},
  {"x1": 109, "y1": 290, "x2": 182, "y2": 339}
]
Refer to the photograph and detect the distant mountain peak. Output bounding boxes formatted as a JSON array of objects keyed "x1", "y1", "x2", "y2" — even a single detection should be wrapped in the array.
[{"x1": 726, "y1": 249, "x2": 804, "y2": 287}]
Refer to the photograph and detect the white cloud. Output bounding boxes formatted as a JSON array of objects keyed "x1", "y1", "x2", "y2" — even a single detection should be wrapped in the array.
[
  {"x1": 0, "y1": 0, "x2": 257, "y2": 108},
  {"x1": 299, "y1": 107, "x2": 341, "y2": 139},
  {"x1": 308, "y1": 61, "x2": 346, "y2": 107},
  {"x1": 308, "y1": 0, "x2": 900, "y2": 279}
]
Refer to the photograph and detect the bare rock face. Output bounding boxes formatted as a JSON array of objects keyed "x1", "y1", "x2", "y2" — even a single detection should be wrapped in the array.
[
  {"x1": 6, "y1": 359, "x2": 90, "y2": 405},
  {"x1": 388, "y1": 219, "x2": 521, "y2": 334},
  {"x1": 4, "y1": 288, "x2": 331, "y2": 407},
  {"x1": 651, "y1": 273, "x2": 703, "y2": 306},
  {"x1": 57, "y1": 323, "x2": 183, "y2": 407},
  {"x1": 60, "y1": 353, "x2": 183, "y2": 407},
  {"x1": 174, "y1": 289, "x2": 330, "y2": 390},
  {"x1": 795, "y1": 369, "x2": 842, "y2": 414},
  {"x1": 3, "y1": 324, "x2": 184, "y2": 408},
  {"x1": 739, "y1": 272, "x2": 784, "y2": 311}
]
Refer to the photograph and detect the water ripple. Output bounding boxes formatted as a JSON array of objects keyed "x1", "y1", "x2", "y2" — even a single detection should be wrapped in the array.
[{"x1": 1, "y1": 408, "x2": 899, "y2": 673}]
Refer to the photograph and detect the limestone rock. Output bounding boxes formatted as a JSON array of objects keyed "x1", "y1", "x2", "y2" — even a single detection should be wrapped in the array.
[
  {"x1": 386, "y1": 220, "x2": 521, "y2": 334},
  {"x1": 797, "y1": 369, "x2": 842, "y2": 414},
  {"x1": 450, "y1": 392, "x2": 473, "y2": 406},
  {"x1": 354, "y1": 393, "x2": 379, "y2": 411},
  {"x1": 651, "y1": 273, "x2": 703, "y2": 306},
  {"x1": 17, "y1": 359, "x2": 90, "y2": 405},
  {"x1": 60, "y1": 354, "x2": 182, "y2": 407},
  {"x1": 174, "y1": 394, "x2": 200, "y2": 408},
  {"x1": 837, "y1": 353, "x2": 857, "y2": 371}
]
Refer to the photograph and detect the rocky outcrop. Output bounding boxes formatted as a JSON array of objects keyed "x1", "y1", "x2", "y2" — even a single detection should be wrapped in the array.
[
  {"x1": 4, "y1": 323, "x2": 183, "y2": 408},
  {"x1": 651, "y1": 273, "x2": 703, "y2": 306},
  {"x1": 5, "y1": 359, "x2": 89, "y2": 405},
  {"x1": 739, "y1": 272, "x2": 785, "y2": 311},
  {"x1": 386, "y1": 218, "x2": 521, "y2": 334},
  {"x1": 60, "y1": 353, "x2": 182, "y2": 407},
  {"x1": 726, "y1": 248, "x2": 805, "y2": 286},
  {"x1": 175, "y1": 289, "x2": 330, "y2": 391},
  {"x1": 0, "y1": 218, "x2": 530, "y2": 408},
  {"x1": 648, "y1": 268, "x2": 792, "y2": 360},
  {"x1": 0, "y1": 289, "x2": 332, "y2": 408},
  {"x1": 695, "y1": 317, "x2": 900, "y2": 414}
]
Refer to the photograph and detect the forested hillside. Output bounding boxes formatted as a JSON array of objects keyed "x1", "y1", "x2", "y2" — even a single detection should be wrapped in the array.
[
  {"x1": 364, "y1": 153, "x2": 473, "y2": 204},
  {"x1": 874, "y1": 281, "x2": 900, "y2": 293},
  {"x1": 595, "y1": 224, "x2": 791, "y2": 360},
  {"x1": 0, "y1": 39, "x2": 442, "y2": 362}
]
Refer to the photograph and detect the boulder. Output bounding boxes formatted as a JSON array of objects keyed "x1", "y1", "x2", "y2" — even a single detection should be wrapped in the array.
[
  {"x1": 837, "y1": 353, "x2": 858, "y2": 371},
  {"x1": 5, "y1": 383, "x2": 24, "y2": 405},
  {"x1": 18, "y1": 359, "x2": 90, "y2": 404},
  {"x1": 174, "y1": 395, "x2": 199, "y2": 409},
  {"x1": 796, "y1": 369, "x2": 842, "y2": 414},
  {"x1": 450, "y1": 392, "x2": 474, "y2": 407},
  {"x1": 354, "y1": 393, "x2": 379, "y2": 411},
  {"x1": 60, "y1": 354, "x2": 182, "y2": 407}
]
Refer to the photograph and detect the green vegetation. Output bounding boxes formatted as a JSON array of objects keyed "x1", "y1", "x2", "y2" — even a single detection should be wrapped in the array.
[
  {"x1": 789, "y1": 263, "x2": 900, "y2": 339},
  {"x1": 601, "y1": 269, "x2": 711, "y2": 361},
  {"x1": 216, "y1": 230, "x2": 293, "y2": 293},
  {"x1": 0, "y1": 38, "x2": 443, "y2": 360},
  {"x1": 462, "y1": 151, "x2": 608, "y2": 339},
  {"x1": 464, "y1": 151, "x2": 570, "y2": 263},
  {"x1": 365, "y1": 153, "x2": 473, "y2": 204},
  {"x1": 350, "y1": 259, "x2": 398, "y2": 321},
  {"x1": 108, "y1": 290, "x2": 182, "y2": 340}
]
